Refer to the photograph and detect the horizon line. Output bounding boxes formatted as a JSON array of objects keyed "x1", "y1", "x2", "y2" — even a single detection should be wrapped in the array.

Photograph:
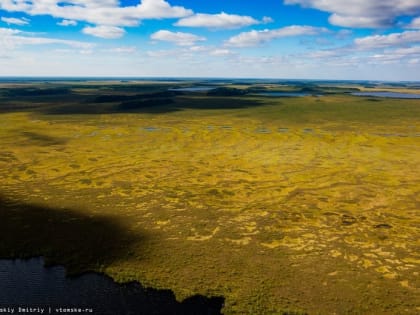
[{"x1": 0, "y1": 76, "x2": 419, "y2": 83}]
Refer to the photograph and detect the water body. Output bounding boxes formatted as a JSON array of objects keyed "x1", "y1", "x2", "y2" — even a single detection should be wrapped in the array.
[
  {"x1": 168, "y1": 87, "x2": 216, "y2": 92},
  {"x1": 352, "y1": 92, "x2": 420, "y2": 99},
  {"x1": 0, "y1": 258, "x2": 224, "y2": 315},
  {"x1": 256, "y1": 92, "x2": 310, "y2": 97},
  {"x1": 255, "y1": 128, "x2": 271, "y2": 134}
]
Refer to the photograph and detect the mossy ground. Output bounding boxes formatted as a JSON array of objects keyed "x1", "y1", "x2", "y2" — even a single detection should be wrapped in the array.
[{"x1": 0, "y1": 82, "x2": 419, "y2": 314}]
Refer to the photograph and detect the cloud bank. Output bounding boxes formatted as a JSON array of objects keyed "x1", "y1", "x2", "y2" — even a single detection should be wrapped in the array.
[
  {"x1": 0, "y1": 27, "x2": 93, "y2": 50},
  {"x1": 175, "y1": 12, "x2": 268, "y2": 29},
  {"x1": 151, "y1": 30, "x2": 206, "y2": 46},
  {"x1": 0, "y1": 0, "x2": 192, "y2": 38},
  {"x1": 284, "y1": 0, "x2": 420, "y2": 28},
  {"x1": 225, "y1": 25, "x2": 327, "y2": 47},
  {"x1": 1, "y1": 16, "x2": 29, "y2": 25}
]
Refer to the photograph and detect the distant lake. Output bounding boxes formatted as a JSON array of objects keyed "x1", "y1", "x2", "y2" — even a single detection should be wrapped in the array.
[
  {"x1": 0, "y1": 257, "x2": 223, "y2": 315},
  {"x1": 168, "y1": 87, "x2": 216, "y2": 92},
  {"x1": 352, "y1": 92, "x2": 420, "y2": 99},
  {"x1": 255, "y1": 92, "x2": 310, "y2": 97}
]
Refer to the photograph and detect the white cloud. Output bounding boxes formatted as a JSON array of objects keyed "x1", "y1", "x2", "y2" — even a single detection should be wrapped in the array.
[
  {"x1": 146, "y1": 45, "x2": 236, "y2": 61},
  {"x1": 82, "y1": 25, "x2": 125, "y2": 39},
  {"x1": 306, "y1": 30, "x2": 420, "y2": 68},
  {"x1": 0, "y1": 27, "x2": 20, "y2": 36},
  {"x1": 189, "y1": 46, "x2": 208, "y2": 52},
  {"x1": 225, "y1": 25, "x2": 328, "y2": 47},
  {"x1": 151, "y1": 30, "x2": 206, "y2": 46},
  {"x1": 262, "y1": 16, "x2": 274, "y2": 24},
  {"x1": 106, "y1": 47, "x2": 137, "y2": 54},
  {"x1": 308, "y1": 50, "x2": 343, "y2": 59},
  {"x1": 354, "y1": 30, "x2": 420, "y2": 50},
  {"x1": 175, "y1": 12, "x2": 262, "y2": 29},
  {"x1": 0, "y1": 0, "x2": 193, "y2": 35},
  {"x1": 408, "y1": 17, "x2": 420, "y2": 29},
  {"x1": 1, "y1": 16, "x2": 29, "y2": 25},
  {"x1": 208, "y1": 48, "x2": 234, "y2": 56},
  {"x1": 57, "y1": 19, "x2": 77, "y2": 27},
  {"x1": 190, "y1": 46, "x2": 235, "y2": 56},
  {"x1": 284, "y1": 0, "x2": 420, "y2": 28},
  {"x1": 0, "y1": 27, "x2": 94, "y2": 50}
]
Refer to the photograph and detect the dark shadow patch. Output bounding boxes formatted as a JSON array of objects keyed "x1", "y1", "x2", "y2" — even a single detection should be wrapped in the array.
[
  {"x1": 0, "y1": 195, "x2": 144, "y2": 274},
  {"x1": 118, "y1": 98, "x2": 176, "y2": 111},
  {"x1": 40, "y1": 96, "x2": 264, "y2": 115},
  {"x1": 0, "y1": 151, "x2": 18, "y2": 163},
  {"x1": 4, "y1": 87, "x2": 71, "y2": 97},
  {"x1": 93, "y1": 91, "x2": 181, "y2": 103},
  {"x1": 20, "y1": 131, "x2": 68, "y2": 146},
  {"x1": 0, "y1": 85, "x2": 265, "y2": 115},
  {"x1": 174, "y1": 96, "x2": 263, "y2": 111},
  {"x1": 374, "y1": 223, "x2": 392, "y2": 229},
  {"x1": 341, "y1": 214, "x2": 357, "y2": 226}
]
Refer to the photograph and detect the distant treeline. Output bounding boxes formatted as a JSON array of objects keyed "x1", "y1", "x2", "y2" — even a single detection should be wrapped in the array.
[
  {"x1": 94, "y1": 91, "x2": 180, "y2": 103},
  {"x1": 5, "y1": 88, "x2": 72, "y2": 97},
  {"x1": 207, "y1": 87, "x2": 248, "y2": 96}
]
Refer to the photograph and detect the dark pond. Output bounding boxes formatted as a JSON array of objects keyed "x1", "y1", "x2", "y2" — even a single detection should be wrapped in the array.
[
  {"x1": 352, "y1": 92, "x2": 420, "y2": 99},
  {"x1": 0, "y1": 258, "x2": 224, "y2": 315},
  {"x1": 168, "y1": 87, "x2": 216, "y2": 92}
]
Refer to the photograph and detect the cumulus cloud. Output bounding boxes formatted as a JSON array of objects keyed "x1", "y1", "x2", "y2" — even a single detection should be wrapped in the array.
[
  {"x1": 307, "y1": 30, "x2": 420, "y2": 68},
  {"x1": 57, "y1": 19, "x2": 77, "y2": 27},
  {"x1": 1, "y1": 16, "x2": 29, "y2": 25},
  {"x1": 175, "y1": 12, "x2": 266, "y2": 29},
  {"x1": 354, "y1": 30, "x2": 420, "y2": 50},
  {"x1": 82, "y1": 25, "x2": 125, "y2": 39},
  {"x1": 284, "y1": 0, "x2": 420, "y2": 28},
  {"x1": 151, "y1": 30, "x2": 206, "y2": 46},
  {"x1": 0, "y1": 27, "x2": 94, "y2": 50},
  {"x1": 0, "y1": 0, "x2": 192, "y2": 35},
  {"x1": 370, "y1": 47, "x2": 420, "y2": 64},
  {"x1": 408, "y1": 17, "x2": 420, "y2": 29},
  {"x1": 225, "y1": 25, "x2": 327, "y2": 47}
]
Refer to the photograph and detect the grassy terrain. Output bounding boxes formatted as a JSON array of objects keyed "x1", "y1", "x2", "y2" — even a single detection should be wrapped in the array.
[{"x1": 0, "y1": 81, "x2": 419, "y2": 314}]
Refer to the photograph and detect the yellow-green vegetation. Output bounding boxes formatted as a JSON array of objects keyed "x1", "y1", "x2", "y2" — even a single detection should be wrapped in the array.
[{"x1": 0, "y1": 82, "x2": 419, "y2": 314}]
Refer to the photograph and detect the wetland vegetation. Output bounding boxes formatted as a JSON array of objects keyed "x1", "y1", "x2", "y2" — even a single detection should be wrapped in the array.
[{"x1": 0, "y1": 79, "x2": 419, "y2": 314}]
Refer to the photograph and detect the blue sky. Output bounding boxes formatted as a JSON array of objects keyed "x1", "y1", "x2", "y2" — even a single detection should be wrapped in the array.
[{"x1": 1, "y1": 0, "x2": 420, "y2": 80}]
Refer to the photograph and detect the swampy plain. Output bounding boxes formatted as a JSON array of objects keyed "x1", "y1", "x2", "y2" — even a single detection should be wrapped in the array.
[{"x1": 0, "y1": 79, "x2": 419, "y2": 314}]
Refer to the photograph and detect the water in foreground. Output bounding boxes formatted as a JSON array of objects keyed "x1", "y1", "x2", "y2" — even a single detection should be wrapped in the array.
[{"x1": 0, "y1": 258, "x2": 224, "y2": 315}]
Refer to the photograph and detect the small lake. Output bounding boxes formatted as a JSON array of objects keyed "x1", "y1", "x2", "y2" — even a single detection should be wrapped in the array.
[
  {"x1": 168, "y1": 87, "x2": 216, "y2": 92},
  {"x1": 255, "y1": 92, "x2": 310, "y2": 97},
  {"x1": 0, "y1": 257, "x2": 224, "y2": 315},
  {"x1": 352, "y1": 92, "x2": 420, "y2": 99}
]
